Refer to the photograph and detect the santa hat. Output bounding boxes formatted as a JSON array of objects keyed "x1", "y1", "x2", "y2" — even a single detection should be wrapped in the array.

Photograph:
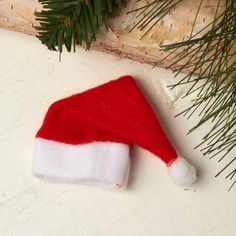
[{"x1": 33, "y1": 76, "x2": 196, "y2": 189}]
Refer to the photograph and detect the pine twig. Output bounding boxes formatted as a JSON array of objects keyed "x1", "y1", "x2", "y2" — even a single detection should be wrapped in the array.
[
  {"x1": 162, "y1": 0, "x2": 236, "y2": 190},
  {"x1": 35, "y1": 0, "x2": 125, "y2": 53}
]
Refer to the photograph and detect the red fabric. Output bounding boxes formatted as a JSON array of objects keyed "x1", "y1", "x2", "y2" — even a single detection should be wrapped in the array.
[{"x1": 36, "y1": 76, "x2": 177, "y2": 164}]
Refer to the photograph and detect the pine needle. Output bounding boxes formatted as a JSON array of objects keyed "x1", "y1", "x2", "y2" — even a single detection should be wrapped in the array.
[
  {"x1": 162, "y1": 0, "x2": 236, "y2": 190},
  {"x1": 35, "y1": 0, "x2": 125, "y2": 53}
]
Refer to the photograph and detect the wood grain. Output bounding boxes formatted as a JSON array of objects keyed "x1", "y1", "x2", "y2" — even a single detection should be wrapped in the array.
[{"x1": 0, "y1": 0, "x2": 223, "y2": 70}]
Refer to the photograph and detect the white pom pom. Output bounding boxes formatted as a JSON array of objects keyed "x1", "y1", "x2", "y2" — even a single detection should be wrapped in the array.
[{"x1": 167, "y1": 157, "x2": 196, "y2": 187}]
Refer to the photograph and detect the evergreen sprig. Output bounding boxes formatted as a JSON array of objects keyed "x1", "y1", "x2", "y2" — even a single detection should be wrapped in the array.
[
  {"x1": 35, "y1": 0, "x2": 125, "y2": 53},
  {"x1": 130, "y1": 0, "x2": 236, "y2": 190},
  {"x1": 161, "y1": 0, "x2": 236, "y2": 190}
]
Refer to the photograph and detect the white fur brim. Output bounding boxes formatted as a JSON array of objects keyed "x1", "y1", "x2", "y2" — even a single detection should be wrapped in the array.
[
  {"x1": 167, "y1": 157, "x2": 196, "y2": 187},
  {"x1": 33, "y1": 138, "x2": 130, "y2": 189}
]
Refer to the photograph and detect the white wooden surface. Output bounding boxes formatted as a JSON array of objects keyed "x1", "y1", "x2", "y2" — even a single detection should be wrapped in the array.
[{"x1": 0, "y1": 28, "x2": 235, "y2": 236}]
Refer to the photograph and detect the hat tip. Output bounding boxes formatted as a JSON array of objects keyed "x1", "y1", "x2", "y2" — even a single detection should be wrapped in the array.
[{"x1": 167, "y1": 156, "x2": 197, "y2": 187}]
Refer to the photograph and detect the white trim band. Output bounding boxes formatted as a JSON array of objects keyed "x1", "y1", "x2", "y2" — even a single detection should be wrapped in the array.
[{"x1": 33, "y1": 138, "x2": 130, "y2": 189}]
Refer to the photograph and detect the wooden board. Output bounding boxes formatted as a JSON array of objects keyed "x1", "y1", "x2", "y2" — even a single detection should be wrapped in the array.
[
  {"x1": 0, "y1": 0, "x2": 223, "y2": 70},
  {"x1": 1, "y1": 28, "x2": 236, "y2": 236}
]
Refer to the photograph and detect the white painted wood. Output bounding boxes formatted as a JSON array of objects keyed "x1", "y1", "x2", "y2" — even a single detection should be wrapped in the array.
[{"x1": 0, "y1": 28, "x2": 235, "y2": 236}]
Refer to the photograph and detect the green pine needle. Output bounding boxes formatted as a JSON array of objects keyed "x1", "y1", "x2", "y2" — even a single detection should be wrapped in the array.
[
  {"x1": 162, "y1": 0, "x2": 236, "y2": 190},
  {"x1": 130, "y1": 0, "x2": 236, "y2": 190},
  {"x1": 35, "y1": 0, "x2": 125, "y2": 53},
  {"x1": 127, "y1": 0, "x2": 184, "y2": 39}
]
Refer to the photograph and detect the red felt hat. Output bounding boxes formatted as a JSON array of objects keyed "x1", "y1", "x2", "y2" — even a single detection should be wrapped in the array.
[{"x1": 33, "y1": 76, "x2": 196, "y2": 189}]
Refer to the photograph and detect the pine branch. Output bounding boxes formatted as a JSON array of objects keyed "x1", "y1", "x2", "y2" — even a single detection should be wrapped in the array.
[
  {"x1": 130, "y1": 0, "x2": 236, "y2": 190},
  {"x1": 162, "y1": 0, "x2": 236, "y2": 190},
  {"x1": 35, "y1": 0, "x2": 125, "y2": 53}
]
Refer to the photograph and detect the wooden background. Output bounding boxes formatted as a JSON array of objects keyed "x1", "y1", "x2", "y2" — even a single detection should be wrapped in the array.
[
  {"x1": 1, "y1": 28, "x2": 236, "y2": 236},
  {"x1": 0, "y1": 0, "x2": 223, "y2": 70}
]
